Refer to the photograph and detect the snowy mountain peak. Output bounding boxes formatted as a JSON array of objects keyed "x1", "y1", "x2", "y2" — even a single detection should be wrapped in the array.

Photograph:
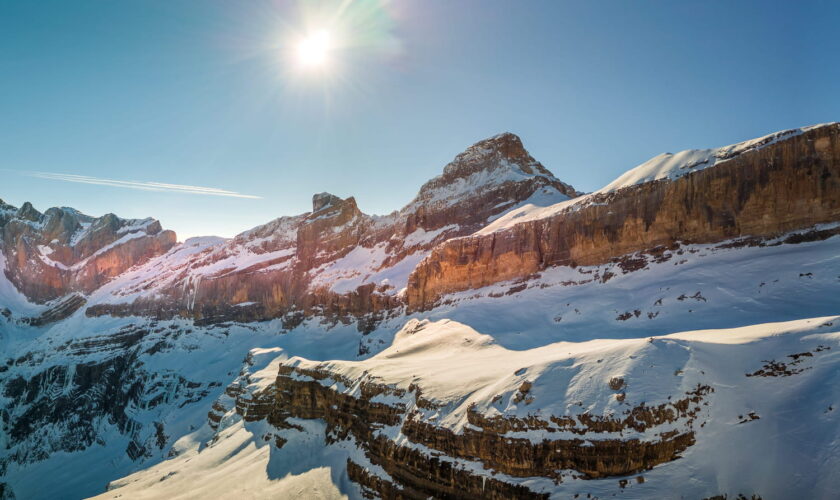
[
  {"x1": 403, "y1": 132, "x2": 580, "y2": 228},
  {"x1": 439, "y1": 131, "x2": 554, "y2": 182},
  {"x1": 16, "y1": 201, "x2": 42, "y2": 222},
  {"x1": 312, "y1": 192, "x2": 344, "y2": 213}
]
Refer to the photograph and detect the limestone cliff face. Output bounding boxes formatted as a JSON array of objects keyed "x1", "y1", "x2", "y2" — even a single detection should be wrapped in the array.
[
  {"x1": 406, "y1": 123, "x2": 840, "y2": 310},
  {"x1": 0, "y1": 203, "x2": 176, "y2": 303},
  {"x1": 216, "y1": 356, "x2": 709, "y2": 498},
  {"x1": 170, "y1": 194, "x2": 402, "y2": 327},
  {"x1": 86, "y1": 133, "x2": 578, "y2": 326},
  {"x1": 8, "y1": 125, "x2": 839, "y2": 326}
]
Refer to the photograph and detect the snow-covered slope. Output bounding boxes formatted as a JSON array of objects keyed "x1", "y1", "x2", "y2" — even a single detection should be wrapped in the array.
[
  {"x1": 0, "y1": 222, "x2": 834, "y2": 499},
  {"x1": 597, "y1": 122, "x2": 837, "y2": 194},
  {"x1": 400, "y1": 225, "x2": 840, "y2": 350},
  {"x1": 0, "y1": 123, "x2": 838, "y2": 500},
  {"x1": 93, "y1": 316, "x2": 840, "y2": 500}
]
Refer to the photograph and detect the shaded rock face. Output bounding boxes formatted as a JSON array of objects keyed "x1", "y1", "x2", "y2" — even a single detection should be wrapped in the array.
[
  {"x1": 406, "y1": 124, "x2": 840, "y2": 310},
  {"x1": 86, "y1": 133, "x2": 578, "y2": 327},
  {"x1": 312, "y1": 192, "x2": 343, "y2": 212},
  {"x1": 19, "y1": 293, "x2": 87, "y2": 327},
  {"x1": 0, "y1": 323, "x2": 219, "y2": 475},
  {"x1": 0, "y1": 205, "x2": 176, "y2": 303},
  {"x1": 218, "y1": 363, "x2": 709, "y2": 498}
]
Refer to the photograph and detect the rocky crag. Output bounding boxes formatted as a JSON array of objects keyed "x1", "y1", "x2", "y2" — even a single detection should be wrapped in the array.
[
  {"x1": 0, "y1": 202, "x2": 176, "y2": 303},
  {"x1": 77, "y1": 132, "x2": 579, "y2": 328},
  {"x1": 406, "y1": 124, "x2": 840, "y2": 310}
]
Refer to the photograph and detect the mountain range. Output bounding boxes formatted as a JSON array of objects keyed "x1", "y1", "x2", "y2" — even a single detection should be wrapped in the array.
[{"x1": 1, "y1": 122, "x2": 838, "y2": 499}]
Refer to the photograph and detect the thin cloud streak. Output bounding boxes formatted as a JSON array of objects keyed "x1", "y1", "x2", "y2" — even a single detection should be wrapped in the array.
[{"x1": 24, "y1": 171, "x2": 262, "y2": 199}]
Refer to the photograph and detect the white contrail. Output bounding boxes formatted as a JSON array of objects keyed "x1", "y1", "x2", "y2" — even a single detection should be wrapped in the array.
[{"x1": 24, "y1": 171, "x2": 262, "y2": 199}]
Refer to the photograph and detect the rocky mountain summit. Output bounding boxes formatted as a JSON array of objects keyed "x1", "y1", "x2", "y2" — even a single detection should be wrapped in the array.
[
  {"x1": 1, "y1": 124, "x2": 839, "y2": 499},
  {"x1": 407, "y1": 123, "x2": 840, "y2": 310},
  {"x1": 0, "y1": 201, "x2": 175, "y2": 303},
  {"x1": 78, "y1": 132, "x2": 579, "y2": 328}
]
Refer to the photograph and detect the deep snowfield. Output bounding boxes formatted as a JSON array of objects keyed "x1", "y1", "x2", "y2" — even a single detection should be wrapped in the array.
[
  {"x1": 1, "y1": 228, "x2": 839, "y2": 499},
  {"x1": 91, "y1": 315, "x2": 840, "y2": 500}
]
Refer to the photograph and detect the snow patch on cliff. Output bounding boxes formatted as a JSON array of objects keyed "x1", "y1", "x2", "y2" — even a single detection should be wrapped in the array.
[
  {"x1": 599, "y1": 122, "x2": 837, "y2": 193},
  {"x1": 476, "y1": 122, "x2": 837, "y2": 236}
]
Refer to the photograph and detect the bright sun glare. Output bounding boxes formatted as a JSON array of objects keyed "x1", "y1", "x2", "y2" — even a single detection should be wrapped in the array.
[{"x1": 296, "y1": 30, "x2": 332, "y2": 68}]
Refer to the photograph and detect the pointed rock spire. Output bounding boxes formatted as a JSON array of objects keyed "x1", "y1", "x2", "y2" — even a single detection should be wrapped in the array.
[{"x1": 312, "y1": 192, "x2": 343, "y2": 213}]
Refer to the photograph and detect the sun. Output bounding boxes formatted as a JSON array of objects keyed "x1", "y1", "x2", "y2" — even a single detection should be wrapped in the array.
[{"x1": 296, "y1": 30, "x2": 332, "y2": 68}]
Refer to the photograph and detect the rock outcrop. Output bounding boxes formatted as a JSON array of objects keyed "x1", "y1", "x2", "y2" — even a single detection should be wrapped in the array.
[
  {"x1": 406, "y1": 123, "x2": 840, "y2": 310},
  {"x1": 0, "y1": 204, "x2": 176, "y2": 303},
  {"x1": 210, "y1": 319, "x2": 714, "y2": 498},
  {"x1": 399, "y1": 132, "x2": 579, "y2": 234}
]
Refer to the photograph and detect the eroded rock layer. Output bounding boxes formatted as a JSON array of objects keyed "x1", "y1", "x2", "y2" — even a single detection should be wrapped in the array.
[
  {"x1": 211, "y1": 320, "x2": 715, "y2": 498},
  {"x1": 0, "y1": 203, "x2": 176, "y2": 303},
  {"x1": 83, "y1": 132, "x2": 578, "y2": 326},
  {"x1": 406, "y1": 124, "x2": 840, "y2": 310}
]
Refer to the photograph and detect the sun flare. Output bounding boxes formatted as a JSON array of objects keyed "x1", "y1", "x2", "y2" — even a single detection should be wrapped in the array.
[{"x1": 296, "y1": 29, "x2": 332, "y2": 68}]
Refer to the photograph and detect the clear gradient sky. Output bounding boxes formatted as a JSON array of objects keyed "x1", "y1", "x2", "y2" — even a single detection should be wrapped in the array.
[{"x1": 1, "y1": 0, "x2": 838, "y2": 239}]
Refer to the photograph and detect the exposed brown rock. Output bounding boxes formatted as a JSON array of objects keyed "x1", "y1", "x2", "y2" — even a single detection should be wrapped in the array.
[
  {"x1": 82, "y1": 133, "x2": 579, "y2": 326},
  {"x1": 745, "y1": 345, "x2": 830, "y2": 377},
  {"x1": 608, "y1": 377, "x2": 625, "y2": 391},
  {"x1": 216, "y1": 362, "x2": 711, "y2": 497},
  {"x1": 0, "y1": 206, "x2": 176, "y2": 302},
  {"x1": 406, "y1": 124, "x2": 840, "y2": 310}
]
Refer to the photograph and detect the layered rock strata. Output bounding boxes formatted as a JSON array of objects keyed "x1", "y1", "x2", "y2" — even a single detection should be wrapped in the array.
[
  {"x1": 84, "y1": 133, "x2": 578, "y2": 326},
  {"x1": 0, "y1": 202, "x2": 176, "y2": 302},
  {"x1": 212, "y1": 320, "x2": 713, "y2": 498},
  {"x1": 406, "y1": 123, "x2": 840, "y2": 310}
]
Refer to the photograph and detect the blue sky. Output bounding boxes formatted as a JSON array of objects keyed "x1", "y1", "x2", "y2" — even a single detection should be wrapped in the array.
[{"x1": 1, "y1": 0, "x2": 838, "y2": 239}]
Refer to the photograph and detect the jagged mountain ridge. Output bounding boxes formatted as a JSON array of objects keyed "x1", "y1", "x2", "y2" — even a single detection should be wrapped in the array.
[
  {"x1": 407, "y1": 122, "x2": 840, "y2": 309},
  {"x1": 0, "y1": 201, "x2": 176, "y2": 305},
  {"x1": 0, "y1": 123, "x2": 838, "y2": 500},
  {"x1": 5, "y1": 132, "x2": 577, "y2": 328}
]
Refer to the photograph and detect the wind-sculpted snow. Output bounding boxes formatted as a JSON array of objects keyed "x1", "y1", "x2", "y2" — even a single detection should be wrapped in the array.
[{"x1": 91, "y1": 317, "x2": 840, "y2": 499}]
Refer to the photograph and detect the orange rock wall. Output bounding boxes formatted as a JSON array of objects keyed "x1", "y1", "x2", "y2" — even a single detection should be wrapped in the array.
[{"x1": 407, "y1": 125, "x2": 840, "y2": 310}]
